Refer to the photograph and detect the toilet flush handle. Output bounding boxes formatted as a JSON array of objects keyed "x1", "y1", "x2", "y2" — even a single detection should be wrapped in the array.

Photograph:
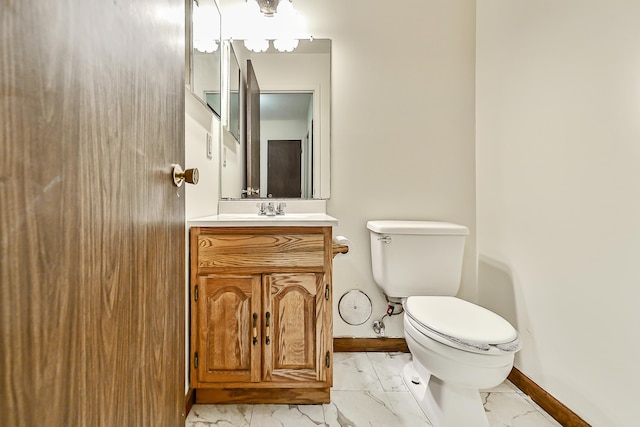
[{"x1": 378, "y1": 236, "x2": 392, "y2": 244}]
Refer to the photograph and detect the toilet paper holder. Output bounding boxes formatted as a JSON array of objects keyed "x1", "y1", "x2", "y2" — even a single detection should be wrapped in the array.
[{"x1": 332, "y1": 235, "x2": 350, "y2": 257}]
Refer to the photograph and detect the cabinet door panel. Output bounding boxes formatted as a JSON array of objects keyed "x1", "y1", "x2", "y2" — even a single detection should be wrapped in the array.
[
  {"x1": 263, "y1": 273, "x2": 327, "y2": 383},
  {"x1": 196, "y1": 275, "x2": 261, "y2": 384}
]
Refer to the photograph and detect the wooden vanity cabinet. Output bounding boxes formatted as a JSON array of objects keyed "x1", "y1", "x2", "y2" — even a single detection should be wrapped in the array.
[{"x1": 190, "y1": 226, "x2": 333, "y2": 404}]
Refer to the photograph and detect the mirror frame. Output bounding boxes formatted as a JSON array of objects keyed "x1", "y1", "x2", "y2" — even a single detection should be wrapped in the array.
[{"x1": 226, "y1": 43, "x2": 241, "y2": 142}]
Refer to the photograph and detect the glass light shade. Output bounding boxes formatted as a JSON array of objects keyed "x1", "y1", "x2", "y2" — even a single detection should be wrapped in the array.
[
  {"x1": 272, "y1": 0, "x2": 305, "y2": 50},
  {"x1": 244, "y1": 38, "x2": 269, "y2": 52},
  {"x1": 234, "y1": 0, "x2": 309, "y2": 53},
  {"x1": 273, "y1": 38, "x2": 299, "y2": 52},
  {"x1": 276, "y1": 0, "x2": 294, "y2": 18}
]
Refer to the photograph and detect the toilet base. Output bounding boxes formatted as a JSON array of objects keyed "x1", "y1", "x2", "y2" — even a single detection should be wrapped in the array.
[{"x1": 402, "y1": 361, "x2": 489, "y2": 427}]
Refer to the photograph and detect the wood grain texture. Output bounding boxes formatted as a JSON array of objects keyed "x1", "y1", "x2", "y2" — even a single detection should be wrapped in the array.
[
  {"x1": 0, "y1": 1, "x2": 185, "y2": 425},
  {"x1": 322, "y1": 227, "x2": 334, "y2": 387},
  {"x1": 195, "y1": 387, "x2": 330, "y2": 404},
  {"x1": 263, "y1": 274, "x2": 321, "y2": 382},
  {"x1": 190, "y1": 227, "x2": 333, "y2": 402},
  {"x1": 508, "y1": 367, "x2": 591, "y2": 427},
  {"x1": 190, "y1": 379, "x2": 331, "y2": 389},
  {"x1": 197, "y1": 233, "x2": 325, "y2": 269},
  {"x1": 333, "y1": 338, "x2": 410, "y2": 353},
  {"x1": 332, "y1": 243, "x2": 349, "y2": 257},
  {"x1": 194, "y1": 275, "x2": 261, "y2": 385},
  {"x1": 184, "y1": 388, "x2": 195, "y2": 419}
]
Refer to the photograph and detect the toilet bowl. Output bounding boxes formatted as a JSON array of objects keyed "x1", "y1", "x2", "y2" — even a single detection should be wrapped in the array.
[
  {"x1": 405, "y1": 296, "x2": 518, "y2": 388},
  {"x1": 367, "y1": 220, "x2": 521, "y2": 427},
  {"x1": 402, "y1": 296, "x2": 519, "y2": 427}
]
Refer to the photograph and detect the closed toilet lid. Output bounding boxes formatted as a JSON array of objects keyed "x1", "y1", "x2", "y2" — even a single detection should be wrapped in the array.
[{"x1": 405, "y1": 296, "x2": 517, "y2": 345}]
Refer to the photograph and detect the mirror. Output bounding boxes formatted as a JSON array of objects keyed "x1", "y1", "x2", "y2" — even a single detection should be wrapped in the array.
[
  {"x1": 227, "y1": 44, "x2": 241, "y2": 141},
  {"x1": 190, "y1": 0, "x2": 222, "y2": 115},
  {"x1": 220, "y1": 39, "x2": 331, "y2": 199}
]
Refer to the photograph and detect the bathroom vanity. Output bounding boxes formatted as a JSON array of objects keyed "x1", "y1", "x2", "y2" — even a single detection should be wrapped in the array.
[{"x1": 189, "y1": 211, "x2": 341, "y2": 404}]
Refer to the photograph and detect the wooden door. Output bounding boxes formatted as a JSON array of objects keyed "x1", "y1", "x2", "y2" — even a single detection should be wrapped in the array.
[
  {"x1": 0, "y1": 1, "x2": 185, "y2": 426},
  {"x1": 262, "y1": 273, "x2": 327, "y2": 384},
  {"x1": 195, "y1": 275, "x2": 261, "y2": 384},
  {"x1": 267, "y1": 140, "x2": 303, "y2": 198},
  {"x1": 246, "y1": 59, "x2": 261, "y2": 196}
]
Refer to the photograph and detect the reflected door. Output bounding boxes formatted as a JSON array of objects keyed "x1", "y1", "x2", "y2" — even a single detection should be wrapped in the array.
[
  {"x1": 267, "y1": 140, "x2": 302, "y2": 198},
  {"x1": 246, "y1": 59, "x2": 261, "y2": 196}
]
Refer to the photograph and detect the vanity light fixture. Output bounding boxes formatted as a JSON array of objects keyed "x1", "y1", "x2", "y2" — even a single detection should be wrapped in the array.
[
  {"x1": 241, "y1": 0, "x2": 307, "y2": 53},
  {"x1": 255, "y1": 0, "x2": 281, "y2": 16}
]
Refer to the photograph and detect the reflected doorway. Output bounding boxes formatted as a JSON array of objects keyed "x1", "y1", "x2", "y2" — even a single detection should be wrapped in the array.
[
  {"x1": 259, "y1": 92, "x2": 313, "y2": 198},
  {"x1": 267, "y1": 140, "x2": 302, "y2": 198}
]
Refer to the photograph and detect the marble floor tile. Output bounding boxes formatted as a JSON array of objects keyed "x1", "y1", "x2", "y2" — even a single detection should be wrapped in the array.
[
  {"x1": 250, "y1": 404, "x2": 326, "y2": 427},
  {"x1": 186, "y1": 353, "x2": 562, "y2": 427},
  {"x1": 332, "y1": 352, "x2": 384, "y2": 391},
  {"x1": 521, "y1": 395, "x2": 566, "y2": 426},
  {"x1": 186, "y1": 403, "x2": 253, "y2": 427},
  {"x1": 482, "y1": 379, "x2": 522, "y2": 394},
  {"x1": 482, "y1": 391, "x2": 562, "y2": 427},
  {"x1": 323, "y1": 390, "x2": 405, "y2": 427},
  {"x1": 367, "y1": 352, "x2": 411, "y2": 392},
  {"x1": 385, "y1": 391, "x2": 433, "y2": 426}
]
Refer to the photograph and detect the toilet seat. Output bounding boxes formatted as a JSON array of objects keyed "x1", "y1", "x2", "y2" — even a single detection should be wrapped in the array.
[{"x1": 404, "y1": 296, "x2": 520, "y2": 353}]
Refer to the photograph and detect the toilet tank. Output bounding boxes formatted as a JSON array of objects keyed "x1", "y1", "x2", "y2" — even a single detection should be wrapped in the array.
[{"x1": 367, "y1": 220, "x2": 469, "y2": 298}]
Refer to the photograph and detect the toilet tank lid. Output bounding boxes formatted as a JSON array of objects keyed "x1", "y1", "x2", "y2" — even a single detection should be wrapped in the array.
[{"x1": 367, "y1": 220, "x2": 469, "y2": 235}]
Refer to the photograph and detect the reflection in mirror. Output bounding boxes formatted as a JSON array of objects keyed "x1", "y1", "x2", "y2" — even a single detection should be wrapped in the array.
[
  {"x1": 228, "y1": 44, "x2": 240, "y2": 142},
  {"x1": 191, "y1": 0, "x2": 221, "y2": 115},
  {"x1": 261, "y1": 93, "x2": 313, "y2": 198},
  {"x1": 221, "y1": 39, "x2": 331, "y2": 200}
]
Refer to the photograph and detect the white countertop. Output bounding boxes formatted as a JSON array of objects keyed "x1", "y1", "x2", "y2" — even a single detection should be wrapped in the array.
[{"x1": 188, "y1": 213, "x2": 339, "y2": 227}]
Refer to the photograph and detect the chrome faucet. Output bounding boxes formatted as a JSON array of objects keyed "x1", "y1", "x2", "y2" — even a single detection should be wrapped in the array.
[
  {"x1": 257, "y1": 201, "x2": 286, "y2": 216},
  {"x1": 257, "y1": 202, "x2": 276, "y2": 216},
  {"x1": 265, "y1": 202, "x2": 276, "y2": 216}
]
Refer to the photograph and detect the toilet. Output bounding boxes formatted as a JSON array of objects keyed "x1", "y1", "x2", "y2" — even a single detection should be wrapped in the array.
[{"x1": 367, "y1": 220, "x2": 521, "y2": 427}]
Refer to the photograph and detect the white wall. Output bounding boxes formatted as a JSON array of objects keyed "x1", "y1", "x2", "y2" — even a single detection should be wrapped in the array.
[
  {"x1": 186, "y1": 91, "x2": 220, "y2": 219},
  {"x1": 184, "y1": 90, "x2": 220, "y2": 392},
  {"x1": 476, "y1": 1, "x2": 640, "y2": 425},
  {"x1": 292, "y1": 0, "x2": 477, "y2": 337},
  {"x1": 220, "y1": 130, "x2": 244, "y2": 198}
]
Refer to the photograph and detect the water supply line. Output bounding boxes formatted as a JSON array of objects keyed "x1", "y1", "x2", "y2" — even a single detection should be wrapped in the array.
[{"x1": 372, "y1": 297, "x2": 404, "y2": 337}]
